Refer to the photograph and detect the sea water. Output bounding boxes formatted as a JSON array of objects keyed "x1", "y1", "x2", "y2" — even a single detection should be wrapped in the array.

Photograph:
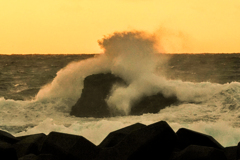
[{"x1": 1, "y1": 53, "x2": 240, "y2": 147}]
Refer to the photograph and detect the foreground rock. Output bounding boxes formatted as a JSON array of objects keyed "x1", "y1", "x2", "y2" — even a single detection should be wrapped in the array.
[
  {"x1": 96, "y1": 121, "x2": 178, "y2": 160},
  {"x1": 176, "y1": 128, "x2": 224, "y2": 150},
  {"x1": 41, "y1": 132, "x2": 100, "y2": 160},
  {"x1": 170, "y1": 145, "x2": 227, "y2": 160},
  {"x1": 13, "y1": 133, "x2": 47, "y2": 158},
  {"x1": 0, "y1": 121, "x2": 236, "y2": 160},
  {"x1": 99, "y1": 123, "x2": 146, "y2": 148},
  {"x1": 70, "y1": 73, "x2": 179, "y2": 118}
]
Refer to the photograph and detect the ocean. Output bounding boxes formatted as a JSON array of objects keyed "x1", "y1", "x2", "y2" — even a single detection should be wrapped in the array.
[{"x1": 1, "y1": 53, "x2": 240, "y2": 147}]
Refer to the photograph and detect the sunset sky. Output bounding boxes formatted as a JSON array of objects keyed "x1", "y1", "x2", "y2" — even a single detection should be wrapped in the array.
[{"x1": 1, "y1": 0, "x2": 240, "y2": 54}]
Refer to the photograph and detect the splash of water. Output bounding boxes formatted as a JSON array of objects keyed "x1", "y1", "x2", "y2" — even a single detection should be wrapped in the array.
[
  {"x1": 35, "y1": 30, "x2": 226, "y2": 115},
  {"x1": 99, "y1": 31, "x2": 223, "y2": 115}
]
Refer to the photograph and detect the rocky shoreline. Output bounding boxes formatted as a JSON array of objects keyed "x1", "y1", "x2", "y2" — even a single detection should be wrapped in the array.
[{"x1": 0, "y1": 120, "x2": 238, "y2": 160}]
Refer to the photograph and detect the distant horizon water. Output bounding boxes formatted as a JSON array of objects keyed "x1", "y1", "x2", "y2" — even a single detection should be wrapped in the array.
[
  {"x1": 1, "y1": 54, "x2": 240, "y2": 147},
  {"x1": 1, "y1": 52, "x2": 240, "y2": 55}
]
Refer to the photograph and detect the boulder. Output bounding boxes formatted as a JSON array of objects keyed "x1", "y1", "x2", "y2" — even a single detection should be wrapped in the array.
[
  {"x1": 170, "y1": 145, "x2": 227, "y2": 160},
  {"x1": 224, "y1": 146, "x2": 238, "y2": 160},
  {"x1": 131, "y1": 92, "x2": 178, "y2": 115},
  {"x1": 238, "y1": 142, "x2": 240, "y2": 159},
  {"x1": 19, "y1": 154, "x2": 61, "y2": 160},
  {"x1": 0, "y1": 122, "x2": 236, "y2": 160},
  {"x1": 18, "y1": 154, "x2": 38, "y2": 160},
  {"x1": 41, "y1": 132, "x2": 100, "y2": 160},
  {"x1": 0, "y1": 141, "x2": 18, "y2": 160},
  {"x1": 13, "y1": 133, "x2": 47, "y2": 158},
  {"x1": 96, "y1": 121, "x2": 178, "y2": 160},
  {"x1": 70, "y1": 73, "x2": 126, "y2": 118},
  {"x1": 71, "y1": 73, "x2": 179, "y2": 118},
  {"x1": 98, "y1": 123, "x2": 146, "y2": 148},
  {"x1": 176, "y1": 128, "x2": 224, "y2": 150},
  {"x1": 38, "y1": 154, "x2": 61, "y2": 160},
  {"x1": 0, "y1": 130, "x2": 19, "y2": 144}
]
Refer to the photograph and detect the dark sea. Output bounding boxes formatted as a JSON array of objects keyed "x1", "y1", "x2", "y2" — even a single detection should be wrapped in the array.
[{"x1": 1, "y1": 53, "x2": 240, "y2": 147}]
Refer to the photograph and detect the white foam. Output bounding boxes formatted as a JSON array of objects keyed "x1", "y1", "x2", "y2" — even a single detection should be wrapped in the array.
[
  {"x1": 36, "y1": 55, "x2": 111, "y2": 102},
  {"x1": 12, "y1": 113, "x2": 240, "y2": 147},
  {"x1": 33, "y1": 31, "x2": 233, "y2": 116},
  {"x1": 2, "y1": 31, "x2": 240, "y2": 147}
]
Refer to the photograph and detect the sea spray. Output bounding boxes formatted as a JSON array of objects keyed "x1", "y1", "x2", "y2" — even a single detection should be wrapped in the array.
[
  {"x1": 99, "y1": 31, "x2": 173, "y2": 115},
  {"x1": 35, "y1": 31, "x2": 171, "y2": 115},
  {"x1": 35, "y1": 55, "x2": 111, "y2": 103},
  {"x1": 35, "y1": 30, "x2": 237, "y2": 115},
  {"x1": 8, "y1": 31, "x2": 239, "y2": 148},
  {"x1": 98, "y1": 31, "x2": 225, "y2": 115},
  {"x1": 1, "y1": 53, "x2": 240, "y2": 147}
]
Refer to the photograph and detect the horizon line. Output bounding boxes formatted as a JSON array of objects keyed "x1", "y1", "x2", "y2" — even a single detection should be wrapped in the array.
[{"x1": 1, "y1": 52, "x2": 240, "y2": 55}]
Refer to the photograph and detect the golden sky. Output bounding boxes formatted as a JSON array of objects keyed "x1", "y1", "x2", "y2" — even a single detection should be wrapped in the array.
[{"x1": 1, "y1": 0, "x2": 240, "y2": 54}]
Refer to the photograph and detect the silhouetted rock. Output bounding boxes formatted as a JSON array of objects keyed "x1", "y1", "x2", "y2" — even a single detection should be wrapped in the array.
[
  {"x1": 131, "y1": 92, "x2": 178, "y2": 115},
  {"x1": 224, "y1": 146, "x2": 238, "y2": 160},
  {"x1": 0, "y1": 130, "x2": 19, "y2": 144},
  {"x1": 0, "y1": 141, "x2": 18, "y2": 160},
  {"x1": 237, "y1": 142, "x2": 240, "y2": 159},
  {"x1": 41, "y1": 132, "x2": 100, "y2": 160},
  {"x1": 19, "y1": 154, "x2": 61, "y2": 160},
  {"x1": 170, "y1": 145, "x2": 227, "y2": 160},
  {"x1": 13, "y1": 133, "x2": 47, "y2": 158},
  {"x1": 1, "y1": 121, "x2": 238, "y2": 160},
  {"x1": 96, "y1": 121, "x2": 178, "y2": 160},
  {"x1": 99, "y1": 123, "x2": 146, "y2": 148},
  {"x1": 18, "y1": 154, "x2": 38, "y2": 160},
  {"x1": 71, "y1": 73, "x2": 179, "y2": 118},
  {"x1": 176, "y1": 128, "x2": 224, "y2": 150},
  {"x1": 38, "y1": 154, "x2": 62, "y2": 160},
  {"x1": 70, "y1": 73, "x2": 126, "y2": 118}
]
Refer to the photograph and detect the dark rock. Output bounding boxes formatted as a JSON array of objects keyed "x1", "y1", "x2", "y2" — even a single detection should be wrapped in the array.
[
  {"x1": 70, "y1": 73, "x2": 126, "y2": 118},
  {"x1": 19, "y1": 154, "x2": 39, "y2": 160},
  {"x1": 20, "y1": 154, "x2": 61, "y2": 160},
  {"x1": 71, "y1": 73, "x2": 179, "y2": 118},
  {"x1": 99, "y1": 123, "x2": 146, "y2": 148},
  {"x1": 13, "y1": 133, "x2": 47, "y2": 158},
  {"x1": 0, "y1": 122, "x2": 234, "y2": 160},
  {"x1": 131, "y1": 92, "x2": 178, "y2": 115},
  {"x1": 224, "y1": 146, "x2": 238, "y2": 160},
  {"x1": 67, "y1": 139, "x2": 100, "y2": 160},
  {"x1": 170, "y1": 145, "x2": 227, "y2": 160},
  {"x1": 41, "y1": 132, "x2": 100, "y2": 160},
  {"x1": 38, "y1": 154, "x2": 61, "y2": 160},
  {"x1": 96, "y1": 121, "x2": 178, "y2": 160},
  {"x1": 0, "y1": 130, "x2": 19, "y2": 144},
  {"x1": 0, "y1": 141, "x2": 18, "y2": 160},
  {"x1": 176, "y1": 128, "x2": 224, "y2": 150},
  {"x1": 237, "y1": 142, "x2": 240, "y2": 158}
]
